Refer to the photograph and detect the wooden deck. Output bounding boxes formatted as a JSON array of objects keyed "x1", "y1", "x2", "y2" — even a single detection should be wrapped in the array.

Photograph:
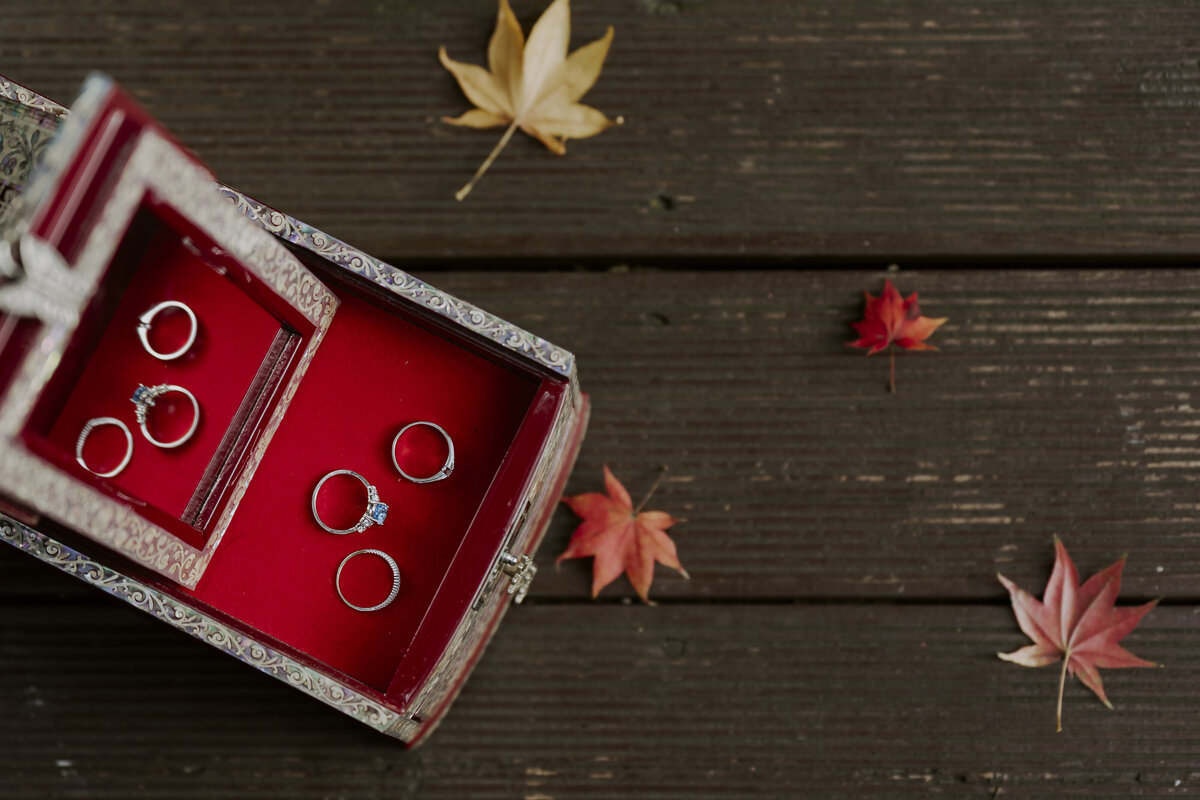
[{"x1": 5, "y1": 2, "x2": 1200, "y2": 796}]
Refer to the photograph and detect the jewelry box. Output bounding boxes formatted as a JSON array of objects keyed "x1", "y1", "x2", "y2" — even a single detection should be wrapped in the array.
[{"x1": 0, "y1": 74, "x2": 588, "y2": 745}]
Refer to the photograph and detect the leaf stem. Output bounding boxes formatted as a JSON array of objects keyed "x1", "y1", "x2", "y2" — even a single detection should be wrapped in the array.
[
  {"x1": 634, "y1": 465, "x2": 669, "y2": 514},
  {"x1": 889, "y1": 345, "x2": 896, "y2": 394},
  {"x1": 455, "y1": 119, "x2": 520, "y2": 201},
  {"x1": 1056, "y1": 651, "x2": 1069, "y2": 733}
]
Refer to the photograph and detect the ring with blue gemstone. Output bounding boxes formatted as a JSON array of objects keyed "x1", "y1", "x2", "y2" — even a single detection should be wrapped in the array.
[
  {"x1": 130, "y1": 383, "x2": 200, "y2": 449},
  {"x1": 311, "y1": 469, "x2": 390, "y2": 535}
]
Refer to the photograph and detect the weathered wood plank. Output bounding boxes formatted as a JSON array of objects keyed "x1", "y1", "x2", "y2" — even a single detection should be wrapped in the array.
[
  {"x1": 5, "y1": 269, "x2": 1200, "y2": 600},
  {"x1": 8, "y1": 1, "x2": 1200, "y2": 261},
  {"x1": 1, "y1": 602, "x2": 1193, "y2": 797}
]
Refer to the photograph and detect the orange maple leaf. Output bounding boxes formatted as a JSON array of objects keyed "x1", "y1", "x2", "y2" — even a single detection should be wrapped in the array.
[
  {"x1": 558, "y1": 466, "x2": 687, "y2": 604},
  {"x1": 998, "y1": 537, "x2": 1160, "y2": 732},
  {"x1": 848, "y1": 278, "x2": 947, "y2": 392}
]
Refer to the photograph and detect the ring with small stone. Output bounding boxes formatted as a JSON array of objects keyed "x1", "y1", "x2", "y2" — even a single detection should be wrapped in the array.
[
  {"x1": 75, "y1": 417, "x2": 134, "y2": 478},
  {"x1": 130, "y1": 383, "x2": 200, "y2": 449},
  {"x1": 137, "y1": 300, "x2": 198, "y2": 361},
  {"x1": 391, "y1": 421, "x2": 455, "y2": 484},
  {"x1": 311, "y1": 469, "x2": 390, "y2": 535},
  {"x1": 336, "y1": 549, "x2": 401, "y2": 612}
]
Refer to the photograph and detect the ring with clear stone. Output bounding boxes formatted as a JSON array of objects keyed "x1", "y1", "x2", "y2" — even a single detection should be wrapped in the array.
[
  {"x1": 392, "y1": 421, "x2": 455, "y2": 484},
  {"x1": 130, "y1": 383, "x2": 200, "y2": 449},
  {"x1": 75, "y1": 417, "x2": 134, "y2": 478},
  {"x1": 137, "y1": 300, "x2": 198, "y2": 361},
  {"x1": 311, "y1": 469, "x2": 390, "y2": 535},
  {"x1": 335, "y1": 549, "x2": 401, "y2": 612}
]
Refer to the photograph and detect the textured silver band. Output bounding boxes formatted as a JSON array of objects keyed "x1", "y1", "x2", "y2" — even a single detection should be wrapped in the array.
[
  {"x1": 336, "y1": 548, "x2": 401, "y2": 612},
  {"x1": 311, "y1": 469, "x2": 390, "y2": 535},
  {"x1": 75, "y1": 417, "x2": 133, "y2": 478},
  {"x1": 392, "y1": 421, "x2": 455, "y2": 484},
  {"x1": 137, "y1": 300, "x2": 198, "y2": 361}
]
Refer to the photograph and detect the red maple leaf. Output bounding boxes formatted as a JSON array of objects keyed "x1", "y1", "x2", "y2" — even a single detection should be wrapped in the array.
[
  {"x1": 997, "y1": 538, "x2": 1159, "y2": 731},
  {"x1": 558, "y1": 466, "x2": 687, "y2": 604},
  {"x1": 848, "y1": 279, "x2": 947, "y2": 392}
]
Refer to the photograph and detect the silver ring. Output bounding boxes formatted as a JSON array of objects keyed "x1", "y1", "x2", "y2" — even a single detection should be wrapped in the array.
[
  {"x1": 311, "y1": 469, "x2": 390, "y2": 535},
  {"x1": 137, "y1": 300, "x2": 198, "y2": 361},
  {"x1": 391, "y1": 422, "x2": 455, "y2": 484},
  {"x1": 75, "y1": 417, "x2": 133, "y2": 478},
  {"x1": 130, "y1": 383, "x2": 200, "y2": 449},
  {"x1": 336, "y1": 549, "x2": 401, "y2": 612}
]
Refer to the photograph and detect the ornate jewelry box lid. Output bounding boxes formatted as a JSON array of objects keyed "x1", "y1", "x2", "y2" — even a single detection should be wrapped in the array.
[{"x1": 0, "y1": 75, "x2": 338, "y2": 588}]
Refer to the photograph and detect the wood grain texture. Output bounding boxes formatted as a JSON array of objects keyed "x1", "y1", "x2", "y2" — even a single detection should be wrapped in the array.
[
  {"x1": 4, "y1": 268, "x2": 1200, "y2": 602},
  {"x1": 7, "y1": 0, "x2": 1200, "y2": 261},
  {"x1": 4, "y1": 7, "x2": 1200, "y2": 794},
  {"x1": 1, "y1": 602, "x2": 1194, "y2": 798}
]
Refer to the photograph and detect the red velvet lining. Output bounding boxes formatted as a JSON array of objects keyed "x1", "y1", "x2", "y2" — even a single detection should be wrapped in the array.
[
  {"x1": 28, "y1": 212, "x2": 286, "y2": 549},
  {"x1": 187, "y1": 289, "x2": 539, "y2": 690}
]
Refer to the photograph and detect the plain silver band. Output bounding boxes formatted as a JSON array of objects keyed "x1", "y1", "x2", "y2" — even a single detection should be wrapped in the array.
[
  {"x1": 391, "y1": 421, "x2": 455, "y2": 483},
  {"x1": 137, "y1": 300, "x2": 198, "y2": 361},
  {"x1": 137, "y1": 385, "x2": 200, "y2": 449},
  {"x1": 336, "y1": 549, "x2": 401, "y2": 612},
  {"x1": 75, "y1": 417, "x2": 133, "y2": 478},
  {"x1": 312, "y1": 469, "x2": 376, "y2": 535}
]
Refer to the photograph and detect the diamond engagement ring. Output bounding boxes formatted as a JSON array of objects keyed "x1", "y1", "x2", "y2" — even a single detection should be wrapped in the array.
[
  {"x1": 137, "y1": 300, "x2": 198, "y2": 361},
  {"x1": 75, "y1": 417, "x2": 134, "y2": 478},
  {"x1": 311, "y1": 469, "x2": 390, "y2": 535},
  {"x1": 130, "y1": 383, "x2": 200, "y2": 448},
  {"x1": 335, "y1": 549, "x2": 401, "y2": 612},
  {"x1": 392, "y1": 421, "x2": 455, "y2": 484}
]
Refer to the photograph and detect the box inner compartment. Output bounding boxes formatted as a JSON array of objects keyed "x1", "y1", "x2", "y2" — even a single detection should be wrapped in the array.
[
  {"x1": 183, "y1": 281, "x2": 545, "y2": 691},
  {"x1": 22, "y1": 200, "x2": 304, "y2": 550}
]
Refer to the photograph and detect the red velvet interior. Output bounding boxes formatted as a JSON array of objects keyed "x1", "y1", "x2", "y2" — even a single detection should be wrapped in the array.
[
  {"x1": 187, "y1": 289, "x2": 539, "y2": 690},
  {"x1": 31, "y1": 211, "x2": 287, "y2": 548}
]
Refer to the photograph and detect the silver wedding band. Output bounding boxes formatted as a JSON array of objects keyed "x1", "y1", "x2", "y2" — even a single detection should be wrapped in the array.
[
  {"x1": 75, "y1": 417, "x2": 133, "y2": 478},
  {"x1": 137, "y1": 300, "x2": 198, "y2": 361},
  {"x1": 336, "y1": 549, "x2": 401, "y2": 612},
  {"x1": 392, "y1": 421, "x2": 455, "y2": 483}
]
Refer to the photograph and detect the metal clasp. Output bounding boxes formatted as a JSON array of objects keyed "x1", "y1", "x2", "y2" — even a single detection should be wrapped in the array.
[
  {"x1": 499, "y1": 552, "x2": 537, "y2": 604},
  {"x1": 471, "y1": 501, "x2": 535, "y2": 610}
]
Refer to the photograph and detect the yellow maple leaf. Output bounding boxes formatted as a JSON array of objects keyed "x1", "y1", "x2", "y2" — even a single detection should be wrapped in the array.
[{"x1": 439, "y1": 0, "x2": 622, "y2": 200}]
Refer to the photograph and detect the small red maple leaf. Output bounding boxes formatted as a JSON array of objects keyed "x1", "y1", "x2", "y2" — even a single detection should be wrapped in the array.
[
  {"x1": 558, "y1": 466, "x2": 687, "y2": 604},
  {"x1": 848, "y1": 278, "x2": 947, "y2": 392},
  {"x1": 997, "y1": 537, "x2": 1159, "y2": 732}
]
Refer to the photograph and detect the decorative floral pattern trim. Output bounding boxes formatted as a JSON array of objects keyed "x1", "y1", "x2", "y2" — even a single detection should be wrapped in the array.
[
  {"x1": 0, "y1": 77, "x2": 67, "y2": 118},
  {"x1": 0, "y1": 517, "x2": 401, "y2": 732},
  {"x1": 0, "y1": 96, "x2": 59, "y2": 230},
  {"x1": 218, "y1": 187, "x2": 576, "y2": 379},
  {"x1": 0, "y1": 97, "x2": 57, "y2": 187}
]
